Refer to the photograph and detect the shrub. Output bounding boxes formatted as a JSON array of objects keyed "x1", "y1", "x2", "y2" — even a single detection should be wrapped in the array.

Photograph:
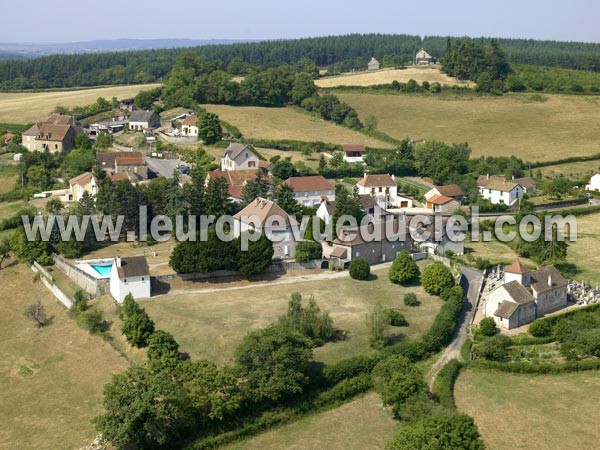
[
  {"x1": 72, "y1": 290, "x2": 89, "y2": 313},
  {"x1": 147, "y1": 330, "x2": 181, "y2": 367},
  {"x1": 432, "y1": 359, "x2": 462, "y2": 410},
  {"x1": 349, "y1": 258, "x2": 370, "y2": 280},
  {"x1": 403, "y1": 293, "x2": 419, "y2": 307},
  {"x1": 388, "y1": 250, "x2": 420, "y2": 285},
  {"x1": 478, "y1": 317, "x2": 497, "y2": 337},
  {"x1": 476, "y1": 335, "x2": 511, "y2": 361},
  {"x1": 278, "y1": 293, "x2": 334, "y2": 346},
  {"x1": 421, "y1": 262, "x2": 455, "y2": 295},
  {"x1": 367, "y1": 301, "x2": 389, "y2": 349},
  {"x1": 294, "y1": 241, "x2": 323, "y2": 263},
  {"x1": 77, "y1": 308, "x2": 104, "y2": 334},
  {"x1": 321, "y1": 354, "x2": 379, "y2": 386},
  {"x1": 529, "y1": 318, "x2": 553, "y2": 337},
  {"x1": 122, "y1": 310, "x2": 155, "y2": 348},
  {"x1": 386, "y1": 309, "x2": 408, "y2": 327}
]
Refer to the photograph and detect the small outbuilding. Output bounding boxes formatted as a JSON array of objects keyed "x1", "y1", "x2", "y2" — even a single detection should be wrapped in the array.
[
  {"x1": 110, "y1": 256, "x2": 151, "y2": 303},
  {"x1": 367, "y1": 57, "x2": 380, "y2": 70}
]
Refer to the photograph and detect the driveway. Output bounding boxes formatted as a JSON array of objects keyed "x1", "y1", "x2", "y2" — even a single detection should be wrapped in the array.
[{"x1": 145, "y1": 157, "x2": 185, "y2": 178}]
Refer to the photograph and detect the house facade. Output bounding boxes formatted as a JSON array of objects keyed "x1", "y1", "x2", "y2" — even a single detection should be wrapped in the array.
[
  {"x1": 69, "y1": 172, "x2": 97, "y2": 202},
  {"x1": 586, "y1": 173, "x2": 600, "y2": 191},
  {"x1": 181, "y1": 115, "x2": 199, "y2": 137},
  {"x1": 356, "y1": 174, "x2": 401, "y2": 208},
  {"x1": 285, "y1": 175, "x2": 335, "y2": 207},
  {"x1": 425, "y1": 195, "x2": 460, "y2": 214},
  {"x1": 367, "y1": 57, "x2": 380, "y2": 70},
  {"x1": 425, "y1": 184, "x2": 465, "y2": 204},
  {"x1": 415, "y1": 49, "x2": 435, "y2": 65},
  {"x1": 128, "y1": 111, "x2": 161, "y2": 131},
  {"x1": 109, "y1": 256, "x2": 151, "y2": 303},
  {"x1": 341, "y1": 144, "x2": 366, "y2": 163},
  {"x1": 478, "y1": 179, "x2": 522, "y2": 205},
  {"x1": 221, "y1": 143, "x2": 260, "y2": 171},
  {"x1": 96, "y1": 151, "x2": 148, "y2": 180},
  {"x1": 22, "y1": 114, "x2": 79, "y2": 153}
]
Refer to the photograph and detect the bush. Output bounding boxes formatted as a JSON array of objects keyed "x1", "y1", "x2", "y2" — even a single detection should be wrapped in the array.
[
  {"x1": 478, "y1": 317, "x2": 497, "y2": 337},
  {"x1": 529, "y1": 318, "x2": 554, "y2": 337},
  {"x1": 321, "y1": 354, "x2": 379, "y2": 386},
  {"x1": 403, "y1": 293, "x2": 420, "y2": 307},
  {"x1": 76, "y1": 308, "x2": 104, "y2": 334},
  {"x1": 122, "y1": 310, "x2": 155, "y2": 348},
  {"x1": 72, "y1": 290, "x2": 89, "y2": 313},
  {"x1": 476, "y1": 335, "x2": 511, "y2": 361},
  {"x1": 147, "y1": 330, "x2": 181, "y2": 367},
  {"x1": 388, "y1": 250, "x2": 420, "y2": 285},
  {"x1": 386, "y1": 309, "x2": 408, "y2": 327},
  {"x1": 278, "y1": 292, "x2": 334, "y2": 346},
  {"x1": 421, "y1": 262, "x2": 455, "y2": 295},
  {"x1": 295, "y1": 241, "x2": 323, "y2": 263},
  {"x1": 432, "y1": 359, "x2": 462, "y2": 410},
  {"x1": 349, "y1": 258, "x2": 370, "y2": 280},
  {"x1": 367, "y1": 301, "x2": 389, "y2": 349}
]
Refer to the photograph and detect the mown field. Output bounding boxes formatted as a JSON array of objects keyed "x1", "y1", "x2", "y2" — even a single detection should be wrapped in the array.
[
  {"x1": 224, "y1": 392, "x2": 397, "y2": 450},
  {"x1": 0, "y1": 261, "x2": 129, "y2": 450},
  {"x1": 0, "y1": 84, "x2": 160, "y2": 123},
  {"x1": 200, "y1": 104, "x2": 392, "y2": 148},
  {"x1": 336, "y1": 92, "x2": 600, "y2": 161},
  {"x1": 315, "y1": 67, "x2": 472, "y2": 88},
  {"x1": 567, "y1": 212, "x2": 600, "y2": 285},
  {"x1": 455, "y1": 369, "x2": 600, "y2": 450},
  {"x1": 539, "y1": 159, "x2": 600, "y2": 178},
  {"x1": 140, "y1": 265, "x2": 442, "y2": 365}
]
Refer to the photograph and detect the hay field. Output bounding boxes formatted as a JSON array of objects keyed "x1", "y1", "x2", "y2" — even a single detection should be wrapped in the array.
[
  {"x1": 568, "y1": 212, "x2": 600, "y2": 285},
  {"x1": 140, "y1": 265, "x2": 442, "y2": 365},
  {"x1": 540, "y1": 159, "x2": 600, "y2": 178},
  {"x1": 200, "y1": 104, "x2": 392, "y2": 148},
  {"x1": 0, "y1": 261, "x2": 129, "y2": 450},
  {"x1": 224, "y1": 392, "x2": 397, "y2": 450},
  {"x1": 336, "y1": 92, "x2": 600, "y2": 162},
  {"x1": 316, "y1": 67, "x2": 472, "y2": 88},
  {"x1": 455, "y1": 370, "x2": 600, "y2": 450},
  {"x1": 0, "y1": 84, "x2": 160, "y2": 123}
]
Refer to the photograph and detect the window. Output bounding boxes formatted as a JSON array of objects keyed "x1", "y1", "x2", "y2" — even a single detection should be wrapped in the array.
[
  {"x1": 379, "y1": 187, "x2": 383, "y2": 192},
  {"x1": 248, "y1": 161, "x2": 256, "y2": 168},
  {"x1": 141, "y1": 277, "x2": 145, "y2": 281},
  {"x1": 54, "y1": 144, "x2": 58, "y2": 149}
]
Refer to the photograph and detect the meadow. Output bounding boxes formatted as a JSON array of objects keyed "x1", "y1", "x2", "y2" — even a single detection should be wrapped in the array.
[
  {"x1": 0, "y1": 261, "x2": 129, "y2": 450},
  {"x1": 199, "y1": 104, "x2": 392, "y2": 148},
  {"x1": 566, "y1": 212, "x2": 600, "y2": 285},
  {"x1": 0, "y1": 84, "x2": 160, "y2": 123},
  {"x1": 315, "y1": 67, "x2": 472, "y2": 88},
  {"x1": 335, "y1": 92, "x2": 600, "y2": 162},
  {"x1": 140, "y1": 265, "x2": 442, "y2": 365},
  {"x1": 455, "y1": 369, "x2": 600, "y2": 450}
]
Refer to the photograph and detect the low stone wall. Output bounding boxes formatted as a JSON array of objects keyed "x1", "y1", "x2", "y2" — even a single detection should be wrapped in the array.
[
  {"x1": 31, "y1": 262, "x2": 73, "y2": 309},
  {"x1": 53, "y1": 254, "x2": 110, "y2": 297}
]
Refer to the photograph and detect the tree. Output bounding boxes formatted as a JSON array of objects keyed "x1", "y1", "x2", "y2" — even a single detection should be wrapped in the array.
[
  {"x1": 278, "y1": 293, "x2": 334, "y2": 346},
  {"x1": 236, "y1": 232, "x2": 274, "y2": 276},
  {"x1": 95, "y1": 133, "x2": 113, "y2": 149},
  {"x1": 333, "y1": 184, "x2": 365, "y2": 228},
  {"x1": 147, "y1": 330, "x2": 181, "y2": 368},
  {"x1": 295, "y1": 241, "x2": 322, "y2": 262},
  {"x1": 276, "y1": 183, "x2": 302, "y2": 218},
  {"x1": 349, "y1": 257, "x2": 370, "y2": 280},
  {"x1": 0, "y1": 238, "x2": 11, "y2": 269},
  {"x1": 403, "y1": 293, "x2": 420, "y2": 307},
  {"x1": 134, "y1": 90, "x2": 155, "y2": 110},
  {"x1": 198, "y1": 112, "x2": 222, "y2": 144},
  {"x1": 386, "y1": 412, "x2": 485, "y2": 450},
  {"x1": 24, "y1": 300, "x2": 49, "y2": 327},
  {"x1": 364, "y1": 115, "x2": 378, "y2": 132},
  {"x1": 241, "y1": 172, "x2": 269, "y2": 205},
  {"x1": 45, "y1": 198, "x2": 63, "y2": 214},
  {"x1": 421, "y1": 262, "x2": 455, "y2": 295},
  {"x1": 10, "y1": 226, "x2": 54, "y2": 265},
  {"x1": 271, "y1": 157, "x2": 297, "y2": 180},
  {"x1": 234, "y1": 324, "x2": 313, "y2": 402},
  {"x1": 372, "y1": 356, "x2": 426, "y2": 417},
  {"x1": 476, "y1": 335, "x2": 510, "y2": 361},
  {"x1": 122, "y1": 310, "x2": 155, "y2": 348},
  {"x1": 26, "y1": 165, "x2": 53, "y2": 190},
  {"x1": 291, "y1": 73, "x2": 317, "y2": 104},
  {"x1": 478, "y1": 317, "x2": 497, "y2": 337},
  {"x1": 388, "y1": 250, "x2": 420, "y2": 285},
  {"x1": 74, "y1": 133, "x2": 92, "y2": 149},
  {"x1": 204, "y1": 176, "x2": 233, "y2": 217},
  {"x1": 367, "y1": 301, "x2": 389, "y2": 349}
]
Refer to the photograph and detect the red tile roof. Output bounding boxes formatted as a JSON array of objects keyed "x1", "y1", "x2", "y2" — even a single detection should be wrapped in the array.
[
  {"x1": 341, "y1": 144, "x2": 366, "y2": 153},
  {"x1": 285, "y1": 175, "x2": 334, "y2": 192},
  {"x1": 357, "y1": 174, "x2": 395, "y2": 188},
  {"x1": 505, "y1": 260, "x2": 530, "y2": 274}
]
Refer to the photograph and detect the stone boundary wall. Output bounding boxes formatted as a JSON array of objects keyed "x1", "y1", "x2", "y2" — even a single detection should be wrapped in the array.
[
  {"x1": 53, "y1": 254, "x2": 110, "y2": 297},
  {"x1": 31, "y1": 262, "x2": 73, "y2": 309}
]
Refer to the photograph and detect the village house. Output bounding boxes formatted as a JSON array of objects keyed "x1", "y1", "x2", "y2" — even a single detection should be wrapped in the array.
[
  {"x1": 205, "y1": 169, "x2": 272, "y2": 202},
  {"x1": 341, "y1": 144, "x2": 366, "y2": 163},
  {"x1": 331, "y1": 218, "x2": 410, "y2": 265},
  {"x1": 285, "y1": 175, "x2": 335, "y2": 207},
  {"x1": 233, "y1": 197, "x2": 299, "y2": 259},
  {"x1": 119, "y1": 99, "x2": 136, "y2": 112},
  {"x1": 484, "y1": 261, "x2": 568, "y2": 329},
  {"x1": 415, "y1": 49, "x2": 435, "y2": 65},
  {"x1": 478, "y1": 178, "x2": 523, "y2": 205},
  {"x1": 317, "y1": 195, "x2": 392, "y2": 226},
  {"x1": 128, "y1": 110, "x2": 161, "y2": 132},
  {"x1": 180, "y1": 115, "x2": 199, "y2": 137},
  {"x1": 478, "y1": 174, "x2": 537, "y2": 194},
  {"x1": 69, "y1": 172, "x2": 97, "y2": 202},
  {"x1": 96, "y1": 151, "x2": 148, "y2": 180},
  {"x1": 410, "y1": 216, "x2": 466, "y2": 256},
  {"x1": 425, "y1": 195, "x2": 461, "y2": 214},
  {"x1": 109, "y1": 256, "x2": 151, "y2": 303},
  {"x1": 356, "y1": 173, "x2": 407, "y2": 208},
  {"x1": 367, "y1": 57, "x2": 380, "y2": 70},
  {"x1": 425, "y1": 184, "x2": 465, "y2": 204},
  {"x1": 221, "y1": 143, "x2": 260, "y2": 171},
  {"x1": 585, "y1": 173, "x2": 600, "y2": 191},
  {"x1": 22, "y1": 114, "x2": 80, "y2": 153}
]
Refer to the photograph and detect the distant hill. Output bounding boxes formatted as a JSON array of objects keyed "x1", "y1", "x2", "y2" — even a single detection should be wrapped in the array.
[{"x1": 0, "y1": 38, "x2": 252, "y2": 58}]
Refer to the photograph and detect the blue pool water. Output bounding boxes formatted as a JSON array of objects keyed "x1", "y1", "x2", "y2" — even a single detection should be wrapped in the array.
[{"x1": 90, "y1": 264, "x2": 112, "y2": 277}]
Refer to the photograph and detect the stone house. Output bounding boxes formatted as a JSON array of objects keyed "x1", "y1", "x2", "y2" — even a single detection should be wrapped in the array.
[
  {"x1": 425, "y1": 184, "x2": 465, "y2": 204},
  {"x1": 128, "y1": 110, "x2": 161, "y2": 132},
  {"x1": 96, "y1": 151, "x2": 148, "y2": 180},
  {"x1": 205, "y1": 169, "x2": 272, "y2": 202},
  {"x1": 356, "y1": 173, "x2": 404, "y2": 208},
  {"x1": 22, "y1": 114, "x2": 80, "y2": 153},
  {"x1": 415, "y1": 49, "x2": 435, "y2": 65},
  {"x1": 367, "y1": 57, "x2": 380, "y2": 70},
  {"x1": 425, "y1": 195, "x2": 460, "y2": 214}
]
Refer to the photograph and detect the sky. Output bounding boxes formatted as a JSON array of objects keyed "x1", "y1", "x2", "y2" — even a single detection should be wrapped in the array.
[{"x1": 2, "y1": 0, "x2": 599, "y2": 43}]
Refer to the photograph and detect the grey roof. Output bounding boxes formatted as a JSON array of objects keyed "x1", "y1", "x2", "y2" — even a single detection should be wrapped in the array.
[
  {"x1": 129, "y1": 110, "x2": 158, "y2": 123},
  {"x1": 494, "y1": 301, "x2": 520, "y2": 319},
  {"x1": 222, "y1": 143, "x2": 253, "y2": 160},
  {"x1": 502, "y1": 280, "x2": 535, "y2": 304},
  {"x1": 530, "y1": 266, "x2": 567, "y2": 294},
  {"x1": 117, "y1": 256, "x2": 149, "y2": 279}
]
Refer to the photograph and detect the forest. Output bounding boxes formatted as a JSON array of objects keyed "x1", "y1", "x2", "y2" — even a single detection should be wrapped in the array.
[{"x1": 2, "y1": 33, "x2": 600, "y2": 90}]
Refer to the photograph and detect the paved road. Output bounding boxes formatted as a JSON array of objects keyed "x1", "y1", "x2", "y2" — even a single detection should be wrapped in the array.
[
  {"x1": 428, "y1": 266, "x2": 483, "y2": 389},
  {"x1": 145, "y1": 157, "x2": 185, "y2": 178}
]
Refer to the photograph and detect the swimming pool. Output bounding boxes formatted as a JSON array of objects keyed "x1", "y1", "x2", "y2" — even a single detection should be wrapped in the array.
[{"x1": 90, "y1": 264, "x2": 112, "y2": 277}]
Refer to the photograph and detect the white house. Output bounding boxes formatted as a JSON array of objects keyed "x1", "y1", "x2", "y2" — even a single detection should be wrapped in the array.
[
  {"x1": 341, "y1": 144, "x2": 366, "y2": 163},
  {"x1": 285, "y1": 175, "x2": 335, "y2": 207},
  {"x1": 109, "y1": 256, "x2": 151, "y2": 303},
  {"x1": 356, "y1": 173, "x2": 401, "y2": 208},
  {"x1": 585, "y1": 173, "x2": 600, "y2": 191},
  {"x1": 180, "y1": 115, "x2": 199, "y2": 137},
  {"x1": 69, "y1": 172, "x2": 97, "y2": 202},
  {"x1": 425, "y1": 185, "x2": 465, "y2": 204},
  {"x1": 221, "y1": 143, "x2": 260, "y2": 171},
  {"x1": 233, "y1": 198, "x2": 299, "y2": 259},
  {"x1": 479, "y1": 179, "x2": 522, "y2": 206}
]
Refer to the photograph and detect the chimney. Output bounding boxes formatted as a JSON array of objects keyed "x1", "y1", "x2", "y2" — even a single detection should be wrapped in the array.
[
  {"x1": 512, "y1": 175, "x2": 515, "y2": 180},
  {"x1": 363, "y1": 172, "x2": 367, "y2": 178},
  {"x1": 548, "y1": 274, "x2": 553, "y2": 287},
  {"x1": 391, "y1": 174, "x2": 396, "y2": 181},
  {"x1": 116, "y1": 256, "x2": 121, "y2": 267}
]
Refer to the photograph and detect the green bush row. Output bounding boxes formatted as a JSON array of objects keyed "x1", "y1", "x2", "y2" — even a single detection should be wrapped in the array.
[
  {"x1": 432, "y1": 359, "x2": 462, "y2": 410},
  {"x1": 472, "y1": 358, "x2": 600, "y2": 374}
]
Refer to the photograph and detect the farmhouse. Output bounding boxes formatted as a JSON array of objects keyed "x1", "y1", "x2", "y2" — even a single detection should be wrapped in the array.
[
  {"x1": 478, "y1": 174, "x2": 536, "y2": 195},
  {"x1": 425, "y1": 195, "x2": 460, "y2": 214},
  {"x1": 233, "y1": 197, "x2": 299, "y2": 259},
  {"x1": 341, "y1": 144, "x2": 366, "y2": 163},
  {"x1": 109, "y1": 256, "x2": 151, "y2": 303},
  {"x1": 96, "y1": 151, "x2": 148, "y2": 180},
  {"x1": 285, "y1": 175, "x2": 335, "y2": 207},
  {"x1": 128, "y1": 110, "x2": 160, "y2": 132},
  {"x1": 22, "y1": 114, "x2": 80, "y2": 153},
  {"x1": 69, "y1": 172, "x2": 97, "y2": 202},
  {"x1": 221, "y1": 143, "x2": 260, "y2": 171},
  {"x1": 478, "y1": 179, "x2": 522, "y2": 205},
  {"x1": 206, "y1": 169, "x2": 272, "y2": 202},
  {"x1": 367, "y1": 57, "x2": 380, "y2": 70},
  {"x1": 415, "y1": 49, "x2": 435, "y2": 65},
  {"x1": 356, "y1": 173, "x2": 406, "y2": 208},
  {"x1": 180, "y1": 115, "x2": 199, "y2": 137},
  {"x1": 585, "y1": 173, "x2": 600, "y2": 191},
  {"x1": 484, "y1": 261, "x2": 568, "y2": 329},
  {"x1": 425, "y1": 184, "x2": 465, "y2": 204}
]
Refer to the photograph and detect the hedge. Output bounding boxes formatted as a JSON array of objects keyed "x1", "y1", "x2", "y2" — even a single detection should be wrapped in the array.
[
  {"x1": 472, "y1": 358, "x2": 600, "y2": 374},
  {"x1": 432, "y1": 359, "x2": 462, "y2": 410},
  {"x1": 528, "y1": 303, "x2": 600, "y2": 336}
]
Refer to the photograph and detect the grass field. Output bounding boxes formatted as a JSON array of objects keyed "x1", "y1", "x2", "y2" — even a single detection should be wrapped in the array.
[
  {"x1": 140, "y1": 265, "x2": 442, "y2": 365},
  {"x1": 0, "y1": 84, "x2": 160, "y2": 123},
  {"x1": 455, "y1": 369, "x2": 600, "y2": 450},
  {"x1": 316, "y1": 67, "x2": 472, "y2": 88},
  {"x1": 539, "y1": 159, "x2": 600, "y2": 178},
  {"x1": 336, "y1": 92, "x2": 600, "y2": 161},
  {"x1": 0, "y1": 260, "x2": 129, "y2": 450},
  {"x1": 200, "y1": 104, "x2": 392, "y2": 148},
  {"x1": 567, "y1": 212, "x2": 600, "y2": 285},
  {"x1": 224, "y1": 392, "x2": 397, "y2": 450}
]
